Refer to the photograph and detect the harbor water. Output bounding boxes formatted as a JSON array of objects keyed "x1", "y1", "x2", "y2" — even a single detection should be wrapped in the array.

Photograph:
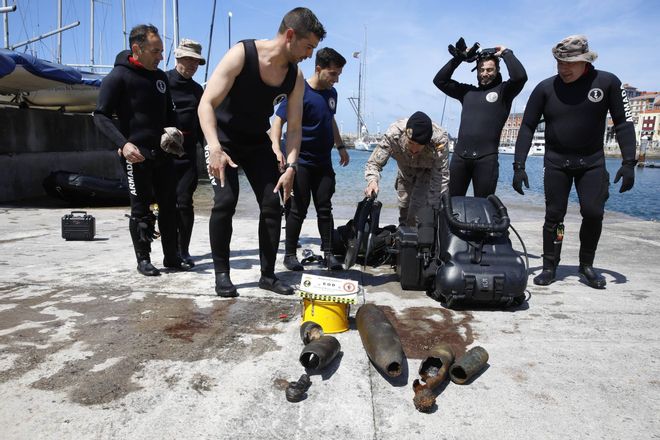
[{"x1": 195, "y1": 150, "x2": 660, "y2": 222}]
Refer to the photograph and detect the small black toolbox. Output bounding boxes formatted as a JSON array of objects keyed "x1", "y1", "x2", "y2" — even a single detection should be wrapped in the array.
[{"x1": 61, "y1": 211, "x2": 96, "y2": 241}]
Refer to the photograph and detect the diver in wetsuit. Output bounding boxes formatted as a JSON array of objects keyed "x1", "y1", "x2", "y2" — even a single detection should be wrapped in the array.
[
  {"x1": 512, "y1": 35, "x2": 637, "y2": 289},
  {"x1": 166, "y1": 39, "x2": 205, "y2": 267},
  {"x1": 434, "y1": 38, "x2": 527, "y2": 197},
  {"x1": 198, "y1": 7, "x2": 326, "y2": 297},
  {"x1": 269, "y1": 47, "x2": 349, "y2": 272},
  {"x1": 94, "y1": 24, "x2": 192, "y2": 276}
]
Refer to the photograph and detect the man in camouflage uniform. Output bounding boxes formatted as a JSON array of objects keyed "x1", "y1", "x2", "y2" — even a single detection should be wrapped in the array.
[{"x1": 364, "y1": 111, "x2": 449, "y2": 226}]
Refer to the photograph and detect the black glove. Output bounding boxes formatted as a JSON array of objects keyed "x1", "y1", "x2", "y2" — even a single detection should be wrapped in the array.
[
  {"x1": 512, "y1": 162, "x2": 529, "y2": 195},
  {"x1": 465, "y1": 42, "x2": 481, "y2": 62},
  {"x1": 613, "y1": 160, "x2": 636, "y2": 193},
  {"x1": 448, "y1": 37, "x2": 468, "y2": 60},
  {"x1": 126, "y1": 213, "x2": 160, "y2": 242}
]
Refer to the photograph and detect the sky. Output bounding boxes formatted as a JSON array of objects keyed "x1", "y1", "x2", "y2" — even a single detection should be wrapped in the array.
[{"x1": 4, "y1": 0, "x2": 660, "y2": 137}]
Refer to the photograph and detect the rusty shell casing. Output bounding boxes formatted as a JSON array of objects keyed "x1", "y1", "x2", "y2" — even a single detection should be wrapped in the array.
[
  {"x1": 449, "y1": 346, "x2": 489, "y2": 385},
  {"x1": 418, "y1": 343, "x2": 455, "y2": 383},
  {"x1": 356, "y1": 304, "x2": 405, "y2": 377},
  {"x1": 300, "y1": 321, "x2": 324, "y2": 345},
  {"x1": 412, "y1": 344, "x2": 455, "y2": 413},
  {"x1": 299, "y1": 335, "x2": 341, "y2": 370}
]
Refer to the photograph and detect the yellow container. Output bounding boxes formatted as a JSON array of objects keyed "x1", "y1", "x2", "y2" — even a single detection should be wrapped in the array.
[{"x1": 302, "y1": 298, "x2": 349, "y2": 334}]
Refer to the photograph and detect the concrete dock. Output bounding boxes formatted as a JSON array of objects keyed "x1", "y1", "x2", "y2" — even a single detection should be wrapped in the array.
[{"x1": 0, "y1": 201, "x2": 658, "y2": 439}]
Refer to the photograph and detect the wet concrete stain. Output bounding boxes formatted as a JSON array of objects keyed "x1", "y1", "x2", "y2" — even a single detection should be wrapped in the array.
[
  {"x1": 189, "y1": 373, "x2": 215, "y2": 394},
  {"x1": 0, "y1": 285, "x2": 288, "y2": 405},
  {"x1": 501, "y1": 322, "x2": 520, "y2": 335},
  {"x1": 381, "y1": 306, "x2": 475, "y2": 359},
  {"x1": 551, "y1": 313, "x2": 570, "y2": 320}
]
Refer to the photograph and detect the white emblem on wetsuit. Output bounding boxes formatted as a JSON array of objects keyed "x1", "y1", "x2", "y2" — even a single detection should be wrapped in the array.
[
  {"x1": 328, "y1": 97, "x2": 336, "y2": 111},
  {"x1": 588, "y1": 88, "x2": 604, "y2": 102},
  {"x1": 156, "y1": 80, "x2": 166, "y2": 93},
  {"x1": 273, "y1": 93, "x2": 287, "y2": 106},
  {"x1": 486, "y1": 92, "x2": 498, "y2": 103}
]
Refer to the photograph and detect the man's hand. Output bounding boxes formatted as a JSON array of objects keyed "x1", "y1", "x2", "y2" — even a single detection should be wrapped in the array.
[
  {"x1": 271, "y1": 141, "x2": 286, "y2": 173},
  {"x1": 274, "y1": 167, "x2": 296, "y2": 203},
  {"x1": 613, "y1": 162, "x2": 636, "y2": 193},
  {"x1": 448, "y1": 37, "x2": 468, "y2": 59},
  {"x1": 364, "y1": 180, "x2": 379, "y2": 197},
  {"x1": 338, "y1": 148, "x2": 350, "y2": 167},
  {"x1": 122, "y1": 142, "x2": 145, "y2": 164},
  {"x1": 512, "y1": 167, "x2": 529, "y2": 195},
  {"x1": 274, "y1": 149, "x2": 286, "y2": 173},
  {"x1": 494, "y1": 45, "x2": 507, "y2": 56},
  {"x1": 207, "y1": 146, "x2": 238, "y2": 188}
]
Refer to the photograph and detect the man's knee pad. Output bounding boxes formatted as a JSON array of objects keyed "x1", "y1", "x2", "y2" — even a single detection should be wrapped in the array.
[
  {"x1": 316, "y1": 207, "x2": 333, "y2": 221},
  {"x1": 580, "y1": 205, "x2": 605, "y2": 221},
  {"x1": 261, "y1": 201, "x2": 283, "y2": 219}
]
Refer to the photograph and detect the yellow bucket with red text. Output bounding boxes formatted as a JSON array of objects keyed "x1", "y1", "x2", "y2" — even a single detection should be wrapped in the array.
[{"x1": 301, "y1": 298, "x2": 349, "y2": 334}]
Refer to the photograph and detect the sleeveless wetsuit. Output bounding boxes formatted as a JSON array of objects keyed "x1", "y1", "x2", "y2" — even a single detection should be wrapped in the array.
[{"x1": 209, "y1": 39, "x2": 297, "y2": 275}]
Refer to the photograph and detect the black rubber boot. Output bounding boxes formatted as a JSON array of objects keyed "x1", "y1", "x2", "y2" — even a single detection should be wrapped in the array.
[
  {"x1": 579, "y1": 264, "x2": 606, "y2": 289},
  {"x1": 179, "y1": 252, "x2": 195, "y2": 267},
  {"x1": 163, "y1": 257, "x2": 193, "y2": 271},
  {"x1": 533, "y1": 257, "x2": 556, "y2": 286},
  {"x1": 137, "y1": 259, "x2": 160, "y2": 276},
  {"x1": 259, "y1": 274, "x2": 294, "y2": 295},
  {"x1": 215, "y1": 272, "x2": 238, "y2": 297},
  {"x1": 283, "y1": 254, "x2": 303, "y2": 271},
  {"x1": 324, "y1": 252, "x2": 343, "y2": 271}
]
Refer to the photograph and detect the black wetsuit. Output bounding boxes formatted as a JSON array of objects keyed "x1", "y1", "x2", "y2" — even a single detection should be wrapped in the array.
[
  {"x1": 94, "y1": 50, "x2": 179, "y2": 262},
  {"x1": 514, "y1": 64, "x2": 636, "y2": 266},
  {"x1": 166, "y1": 68, "x2": 204, "y2": 259},
  {"x1": 434, "y1": 50, "x2": 527, "y2": 196},
  {"x1": 208, "y1": 39, "x2": 297, "y2": 276}
]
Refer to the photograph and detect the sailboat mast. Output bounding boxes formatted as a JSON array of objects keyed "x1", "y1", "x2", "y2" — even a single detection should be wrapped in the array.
[
  {"x1": 162, "y1": 0, "x2": 167, "y2": 68},
  {"x1": 90, "y1": 0, "x2": 94, "y2": 71},
  {"x1": 172, "y1": 0, "x2": 179, "y2": 49},
  {"x1": 57, "y1": 0, "x2": 62, "y2": 63},
  {"x1": 122, "y1": 0, "x2": 127, "y2": 49}
]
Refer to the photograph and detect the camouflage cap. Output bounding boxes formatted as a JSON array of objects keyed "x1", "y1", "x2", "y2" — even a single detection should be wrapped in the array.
[
  {"x1": 174, "y1": 38, "x2": 205, "y2": 65},
  {"x1": 552, "y1": 35, "x2": 598, "y2": 63}
]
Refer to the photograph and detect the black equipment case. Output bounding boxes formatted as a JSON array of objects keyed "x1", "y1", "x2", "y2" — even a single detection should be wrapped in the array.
[
  {"x1": 61, "y1": 211, "x2": 96, "y2": 241},
  {"x1": 430, "y1": 195, "x2": 526, "y2": 308}
]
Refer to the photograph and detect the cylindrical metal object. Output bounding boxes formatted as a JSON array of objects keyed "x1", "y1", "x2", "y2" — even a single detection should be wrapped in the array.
[
  {"x1": 449, "y1": 346, "x2": 489, "y2": 385},
  {"x1": 299, "y1": 335, "x2": 341, "y2": 370},
  {"x1": 418, "y1": 343, "x2": 455, "y2": 383},
  {"x1": 300, "y1": 321, "x2": 324, "y2": 345},
  {"x1": 413, "y1": 343, "x2": 455, "y2": 412},
  {"x1": 356, "y1": 303, "x2": 405, "y2": 377}
]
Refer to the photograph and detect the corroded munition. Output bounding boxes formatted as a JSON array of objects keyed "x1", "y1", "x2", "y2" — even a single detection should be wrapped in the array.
[
  {"x1": 356, "y1": 303, "x2": 405, "y2": 377},
  {"x1": 449, "y1": 346, "x2": 489, "y2": 385},
  {"x1": 412, "y1": 343, "x2": 455, "y2": 412},
  {"x1": 300, "y1": 321, "x2": 324, "y2": 344},
  {"x1": 299, "y1": 335, "x2": 341, "y2": 370}
]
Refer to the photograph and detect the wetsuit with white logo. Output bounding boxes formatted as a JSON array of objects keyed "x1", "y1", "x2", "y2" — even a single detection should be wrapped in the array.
[
  {"x1": 276, "y1": 81, "x2": 338, "y2": 256},
  {"x1": 434, "y1": 50, "x2": 527, "y2": 196},
  {"x1": 166, "y1": 68, "x2": 204, "y2": 259},
  {"x1": 208, "y1": 39, "x2": 297, "y2": 275},
  {"x1": 514, "y1": 64, "x2": 636, "y2": 266},
  {"x1": 94, "y1": 50, "x2": 179, "y2": 261}
]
